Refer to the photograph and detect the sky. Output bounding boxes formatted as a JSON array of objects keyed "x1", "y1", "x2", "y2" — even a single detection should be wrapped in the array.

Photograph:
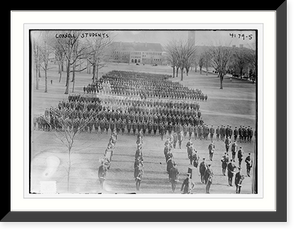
[
  {"x1": 31, "y1": 30, "x2": 256, "y2": 51},
  {"x1": 112, "y1": 30, "x2": 256, "y2": 49}
]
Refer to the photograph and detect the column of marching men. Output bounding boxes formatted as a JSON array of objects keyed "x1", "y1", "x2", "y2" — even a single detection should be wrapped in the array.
[
  {"x1": 179, "y1": 135, "x2": 253, "y2": 194},
  {"x1": 134, "y1": 131, "x2": 144, "y2": 191},
  {"x1": 97, "y1": 130, "x2": 118, "y2": 190}
]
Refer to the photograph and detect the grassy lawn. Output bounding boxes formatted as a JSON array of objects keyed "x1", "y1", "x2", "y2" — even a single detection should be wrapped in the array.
[{"x1": 31, "y1": 63, "x2": 256, "y2": 195}]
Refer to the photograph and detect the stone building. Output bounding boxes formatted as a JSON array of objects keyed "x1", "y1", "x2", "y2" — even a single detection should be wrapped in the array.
[{"x1": 109, "y1": 42, "x2": 163, "y2": 65}]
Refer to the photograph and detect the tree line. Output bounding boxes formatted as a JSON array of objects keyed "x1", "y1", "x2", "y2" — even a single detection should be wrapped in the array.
[
  {"x1": 32, "y1": 30, "x2": 113, "y2": 94},
  {"x1": 165, "y1": 40, "x2": 256, "y2": 89}
]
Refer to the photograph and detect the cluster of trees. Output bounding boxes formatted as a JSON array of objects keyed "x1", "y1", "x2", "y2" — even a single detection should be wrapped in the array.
[
  {"x1": 165, "y1": 40, "x2": 196, "y2": 81},
  {"x1": 32, "y1": 30, "x2": 112, "y2": 94},
  {"x1": 166, "y1": 40, "x2": 256, "y2": 89}
]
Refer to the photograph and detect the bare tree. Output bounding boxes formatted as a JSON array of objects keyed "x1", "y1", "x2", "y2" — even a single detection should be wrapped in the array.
[
  {"x1": 41, "y1": 106, "x2": 98, "y2": 192},
  {"x1": 176, "y1": 41, "x2": 195, "y2": 81},
  {"x1": 69, "y1": 40, "x2": 90, "y2": 93},
  {"x1": 165, "y1": 41, "x2": 178, "y2": 78},
  {"x1": 53, "y1": 42, "x2": 65, "y2": 83},
  {"x1": 55, "y1": 31, "x2": 86, "y2": 94},
  {"x1": 39, "y1": 32, "x2": 54, "y2": 93},
  {"x1": 166, "y1": 40, "x2": 195, "y2": 81},
  {"x1": 203, "y1": 50, "x2": 211, "y2": 75},
  {"x1": 32, "y1": 38, "x2": 41, "y2": 90},
  {"x1": 84, "y1": 33, "x2": 113, "y2": 83},
  {"x1": 208, "y1": 46, "x2": 232, "y2": 89},
  {"x1": 198, "y1": 56, "x2": 204, "y2": 74}
]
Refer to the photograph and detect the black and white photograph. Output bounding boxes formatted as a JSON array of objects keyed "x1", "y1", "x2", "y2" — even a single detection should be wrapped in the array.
[{"x1": 29, "y1": 29, "x2": 258, "y2": 195}]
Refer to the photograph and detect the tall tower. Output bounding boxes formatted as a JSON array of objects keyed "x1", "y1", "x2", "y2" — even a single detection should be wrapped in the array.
[{"x1": 188, "y1": 31, "x2": 196, "y2": 46}]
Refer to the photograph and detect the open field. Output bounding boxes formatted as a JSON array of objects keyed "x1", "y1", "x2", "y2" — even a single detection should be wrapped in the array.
[{"x1": 31, "y1": 63, "x2": 256, "y2": 194}]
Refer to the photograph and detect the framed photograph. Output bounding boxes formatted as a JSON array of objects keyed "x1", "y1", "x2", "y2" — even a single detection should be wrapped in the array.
[{"x1": 5, "y1": 2, "x2": 286, "y2": 222}]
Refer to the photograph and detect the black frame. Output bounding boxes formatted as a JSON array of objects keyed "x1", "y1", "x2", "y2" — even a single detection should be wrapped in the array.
[{"x1": 4, "y1": 2, "x2": 287, "y2": 222}]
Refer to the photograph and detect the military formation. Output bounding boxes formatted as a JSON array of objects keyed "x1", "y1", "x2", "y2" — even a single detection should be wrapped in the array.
[
  {"x1": 99, "y1": 70, "x2": 208, "y2": 101},
  {"x1": 35, "y1": 70, "x2": 255, "y2": 194},
  {"x1": 34, "y1": 92, "x2": 205, "y2": 139}
]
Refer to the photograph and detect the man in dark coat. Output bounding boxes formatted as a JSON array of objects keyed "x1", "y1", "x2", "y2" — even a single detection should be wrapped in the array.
[
  {"x1": 224, "y1": 136, "x2": 231, "y2": 153},
  {"x1": 198, "y1": 158, "x2": 207, "y2": 184},
  {"x1": 181, "y1": 173, "x2": 195, "y2": 194},
  {"x1": 234, "y1": 127, "x2": 238, "y2": 142},
  {"x1": 169, "y1": 165, "x2": 180, "y2": 192},
  {"x1": 245, "y1": 153, "x2": 252, "y2": 177},
  {"x1": 221, "y1": 153, "x2": 229, "y2": 176},
  {"x1": 231, "y1": 141, "x2": 238, "y2": 162},
  {"x1": 237, "y1": 147, "x2": 244, "y2": 168},
  {"x1": 234, "y1": 167, "x2": 244, "y2": 194},
  {"x1": 208, "y1": 141, "x2": 215, "y2": 161},
  {"x1": 227, "y1": 159, "x2": 236, "y2": 186},
  {"x1": 209, "y1": 125, "x2": 215, "y2": 141},
  {"x1": 205, "y1": 164, "x2": 213, "y2": 194}
]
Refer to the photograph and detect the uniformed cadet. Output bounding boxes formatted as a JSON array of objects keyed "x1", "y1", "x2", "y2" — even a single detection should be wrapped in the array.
[
  {"x1": 136, "y1": 120, "x2": 141, "y2": 133},
  {"x1": 231, "y1": 141, "x2": 238, "y2": 162},
  {"x1": 147, "y1": 121, "x2": 153, "y2": 135},
  {"x1": 198, "y1": 158, "x2": 207, "y2": 184},
  {"x1": 173, "y1": 132, "x2": 178, "y2": 149},
  {"x1": 181, "y1": 173, "x2": 195, "y2": 194},
  {"x1": 193, "y1": 125, "x2": 198, "y2": 140},
  {"x1": 249, "y1": 127, "x2": 253, "y2": 142},
  {"x1": 198, "y1": 124, "x2": 203, "y2": 140},
  {"x1": 104, "y1": 118, "x2": 109, "y2": 134},
  {"x1": 169, "y1": 164, "x2": 180, "y2": 192},
  {"x1": 224, "y1": 136, "x2": 231, "y2": 153},
  {"x1": 205, "y1": 164, "x2": 213, "y2": 193},
  {"x1": 116, "y1": 118, "x2": 122, "y2": 134},
  {"x1": 153, "y1": 122, "x2": 158, "y2": 135},
  {"x1": 245, "y1": 153, "x2": 252, "y2": 177},
  {"x1": 186, "y1": 139, "x2": 193, "y2": 160},
  {"x1": 228, "y1": 126, "x2": 233, "y2": 139},
  {"x1": 216, "y1": 126, "x2": 220, "y2": 141},
  {"x1": 132, "y1": 120, "x2": 137, "y2": 135},
  {"x1": 237, "y1": 147, "x2": 244, "y2": 168},
  {"x1": 109, "y1": 119, "x2": 115, "y2": 133},
  {"x1": 126, "y1": 120, "x2": 131, "y2": 134},
  {"x1": 134, "y1": 160, "x2": 144, "y2": 191},
  {"x1": 234, "y1": 167, "x2": 244, "y2": 194},
  {"x1": 238, "y1": 126, "x2": 243, "y2": 142},
  {"x1": 227, "y1": 159, "x2": 236, "y2": 187},
  {"x1": 183, "y1": 123, "x2": 188, "y2": 137},
  {"x1": 225, "y1": 125, "x2": 229, "y2": 138},
  {"x1": 188, "y1": 123, "x2": 193, "y2": 139},
  {"x1": 208, "y1": 141, "x2": 215, "y2": 161},
  {"x1": 121, "y1": 119, "x2": 126, "y2": 135},
  {"x1": 243, "y1": 126, "x2": 248, "y2": 142},
  {"x1": 159, "y1": 122, "x2": 165, "y2": 141},
  {"x1": 221, "y1": 125, "x2": 225, "y2": 140},
  {"x1": 204, "y1": 125, "x2": 209, "y2": 140},
  {"x1": 221, "y1": 153, "x2": 229, "y2": 176},
  {"x1": 234, "y1": 127, "x2": 238, "y2": 142},
  {"x1": 178, "y1": 131, "x2": 184, "y2": 149},
  {"x1": 166, "y1": 157, "x2": 176, "y2": 174},
  {"x1": 209, "y1": 125, "x2": 215, "y2": 141}
]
